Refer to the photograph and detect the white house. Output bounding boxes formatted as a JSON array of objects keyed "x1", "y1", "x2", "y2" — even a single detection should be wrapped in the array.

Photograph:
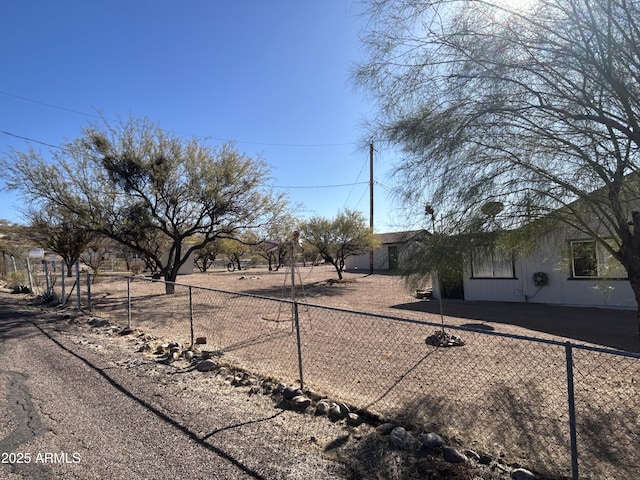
[
  {"x1": 345, "y1": 230, "x2": 428, "y2": 271},
  {"x1": 442, "y1": 228, "x2": 637, "y2": 309}
]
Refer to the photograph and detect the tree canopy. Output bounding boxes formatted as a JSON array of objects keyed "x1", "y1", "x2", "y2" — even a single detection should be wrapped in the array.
[
  {"x1": 356, "y1": 0, "x2": 640, "y2": 313},
  {"x1": 2, "y1": 116, "x2": 284, "y2": 292},
  {"x1": 301, "y1": 209, "x2": 378, "y2": 280},
  {"x1": 25, "y1": 205, "x2": 95, "y2": 277}
]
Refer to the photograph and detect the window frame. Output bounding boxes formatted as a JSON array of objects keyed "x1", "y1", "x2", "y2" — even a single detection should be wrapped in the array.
[
  {"x1": 470, "y1": 246, "x2": 516, "y2": 279},
  {"x1": 569, "y1": 239, "x2": 627, "y2": 279}
]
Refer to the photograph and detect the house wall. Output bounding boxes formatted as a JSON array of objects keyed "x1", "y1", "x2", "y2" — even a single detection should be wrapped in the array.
[
  {"x1": 161, "y1": 251, "x2": 196, "y2": 275},
  {"x1": 345, "y1": 246, "x2": 390, "y2": 271},
  {"x1": 345, "y1": 243, "x2": 413, "y2": 271},
  {"x1": 462, "y1": 234, "x2": 638, "y2": 309}
]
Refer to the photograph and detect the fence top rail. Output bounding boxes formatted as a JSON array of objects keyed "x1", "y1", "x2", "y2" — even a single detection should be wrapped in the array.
[{"x1": 126, "y1": 275, "x2": 640, "y2": 360}]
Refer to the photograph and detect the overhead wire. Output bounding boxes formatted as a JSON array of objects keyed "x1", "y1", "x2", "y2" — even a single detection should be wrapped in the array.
[
  {"x1": 0, "y1": 90, "x2": 355, "y2": 148},
  {"x1": 1, "y1": 90, "x2": 384, "y2": 209}
]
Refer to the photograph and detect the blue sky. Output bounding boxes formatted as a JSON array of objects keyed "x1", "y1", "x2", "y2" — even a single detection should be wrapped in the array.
[{"x1": 0, "y1": 0, "x2": 408, "y2": 232}]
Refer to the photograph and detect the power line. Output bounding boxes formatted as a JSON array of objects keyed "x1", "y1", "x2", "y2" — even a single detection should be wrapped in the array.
[
  {"x1": 0, "y1": 90, "x2": 356, "y2": 148},
  {"x1": 269, "y1": 182, "x2": 368, "y2": 189},
  {"x1": 0, "y1": 130, "x2": 68, "y2": 151},
  {"x1": 0, "y1": 129, "x2": 370, "y2": 192},
  {"x1": 0, "y1": 90, "x2": 104, "y2": 120}
]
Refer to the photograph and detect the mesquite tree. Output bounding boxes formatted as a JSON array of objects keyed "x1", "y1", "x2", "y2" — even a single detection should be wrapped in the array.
[{"x1": 2, "y1": 116, "x2": 283, "y2": 293}]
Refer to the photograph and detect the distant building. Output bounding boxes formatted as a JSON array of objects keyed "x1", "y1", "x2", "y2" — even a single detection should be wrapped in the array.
[{"x1": 345, "y1": 230, "x2": 428, "y2": 271}]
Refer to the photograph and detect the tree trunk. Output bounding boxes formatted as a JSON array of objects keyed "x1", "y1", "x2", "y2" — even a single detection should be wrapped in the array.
[
  {"x1": 163, "y1": 268, "x2": 176, "y2": 294},
  {"x1": 331, "y1": 261, "x2": 343, "y2": 280},
  {"x1": 623, "y1": 212, "x2": 640, "y2": 344},
  {"x1": 65, "y1": 260, "x2": 74, "y2": 278}
]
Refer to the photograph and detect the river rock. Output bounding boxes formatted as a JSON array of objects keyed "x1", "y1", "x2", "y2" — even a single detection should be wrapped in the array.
[
  {"x1": 443, "y1": 446, "x2": 467, "y2": 463},
  {"x1": 389, "y1": 427, "x2": 417, "y2": 450},
  {"x1": 315, "y1": 400, "x2": 331, "y2": 415},
  {"x1": 283, "y1": 385, "x2": 302, "y2": 400},
  {"x1": 512, "y1": 468, "x2": 536, "y2": 480},
  {"x1": 346, "y1": 413, "x2": 362, "y2": 426},
  {"x1": 376, "y1": 423, "x2": 396, "y2": 435},
  {"x1": 292, "y1": 395, "x2": 312, "y2": 410},
  {"x1": 196, "y1": 359, "x2": 217, "y2": 372},
  {"x1": 419, "y1": 432, "x2": 445, "y2": 449}
]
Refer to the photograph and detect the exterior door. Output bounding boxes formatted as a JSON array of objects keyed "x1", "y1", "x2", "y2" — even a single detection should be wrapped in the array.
[{"x1": 388, "y1": 245, "x2": 398, "y2": 270}]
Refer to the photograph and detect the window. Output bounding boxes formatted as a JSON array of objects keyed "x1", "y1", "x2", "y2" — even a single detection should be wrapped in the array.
[
  {"x1": 471, "y1": 247, "x2": 515, "y2": 278},
  {"x1": 571, "y1": 241, "x2": 597, "y2": 278},
  {"x1": 570, "y1": 240, "x2": 627, "y2": 279}
]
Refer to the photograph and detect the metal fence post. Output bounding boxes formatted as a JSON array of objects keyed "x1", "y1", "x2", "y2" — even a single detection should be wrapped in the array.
[
  {"x1": 86, "y1": 272, "x2": 92, "y2": 312},
  {"x1": 44, "y1": 260, "x2": 50, "y2": 295},
  {"x1": 75, "y1": 261, "x2": 81, "y2": 310},
  {"x1": 26, "y1": 258, "x2": 34, "y2": 294},
  {"x1": 61, "y1": 265, "x2": 65, "y2": 305},
  {"x1": 294, "y1": 301, "x2": 304, "y2": 390},
  {"x1": 189, "y1": 286, "x2": 194, "y2": 347},
  {"x1": 565, "y1": 342, "x2": 579, "y2": 480},
  {"x1": 127, "y1": 276, "x2": 132, "y2": 330}
]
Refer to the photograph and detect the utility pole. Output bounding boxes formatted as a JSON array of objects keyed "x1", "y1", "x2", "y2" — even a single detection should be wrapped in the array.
[{"x1": 369, "y1": 142, "x2": 374, "y2": 275}]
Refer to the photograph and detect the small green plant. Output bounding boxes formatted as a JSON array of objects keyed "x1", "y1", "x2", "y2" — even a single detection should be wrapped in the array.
[{"x1": 39, "y1": 288, "x2": 58, "y2": 303}]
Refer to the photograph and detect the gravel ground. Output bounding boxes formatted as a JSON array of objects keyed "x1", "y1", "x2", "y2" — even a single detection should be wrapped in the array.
[{"x1": 0, "y1": 287, "x2": 517, "y2": 480}]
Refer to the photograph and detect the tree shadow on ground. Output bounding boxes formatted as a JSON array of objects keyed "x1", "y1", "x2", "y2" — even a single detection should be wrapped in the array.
[
  {"x1": 391, "y1": 300, "x2": 640, "y2": 353},
  {"x1": 238, "y1": 279, "x2": 355, "y2": 301},
  {"x1": 334, "y1": 385, "x2": 574, "y2": 480},
  {"x1": 30, "y1": 319, "x2": 275, "y2": 480},
  {"x1": 0, "y1": 295, "x2": 64, "y2": 343}
]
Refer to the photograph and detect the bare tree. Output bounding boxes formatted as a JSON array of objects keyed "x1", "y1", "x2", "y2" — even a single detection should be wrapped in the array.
[{"x1": 356, "y1": 0, "x2": 640, "y2": 321}]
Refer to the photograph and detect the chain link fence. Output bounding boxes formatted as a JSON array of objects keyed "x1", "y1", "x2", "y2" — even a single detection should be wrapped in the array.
[{"x1": 64, "y1": 273, "x2": 639, "y2": 479}]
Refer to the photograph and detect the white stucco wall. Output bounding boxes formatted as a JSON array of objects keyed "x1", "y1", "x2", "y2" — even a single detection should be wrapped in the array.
[
  {"x1": 462, "y1": 234, "x2": 637, "y2": 309},
  {"x1": 345, "y1": 246, "x2": 390, "y2": 271}
]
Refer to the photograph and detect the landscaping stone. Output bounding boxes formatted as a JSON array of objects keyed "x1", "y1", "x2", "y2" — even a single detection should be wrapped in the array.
[
  {"x1": 346, "y1": 413, "x2": 362, "y2": 426},
  {"x1": 512, "y1": 468, "x2": 536, "y2": 480},
  {"x1": 465, "y1": 449, "x2": 481, "y2": 462},
  {"x1": 248, "y1": 385, "x2": 263, "y2": 395},
  {"x1": 389, "y1": 427, "x2": 417, "y2": 450},
  {"x1": 376, "y1": 423, "x2": 396, "y2": 435},
  {"x1": 292, "y1": 395, "x2": 312, "y2": 410},
  {"x1": 419, "y1": 432, "x2": 445, "y2": 449},
  {"x1": 315, "y1": 400, "x2": 331, "y2": 415},
  {"x1": 443, "y1": 446, "x2": 467, "y2": 463},
  {"x1": 425, "y1": 329, "x2": 465, "y2": 347},
  {"x1": 337, "y1": 402, "x2": 350, "y2": 416},
  {"x1": 196, "y1": 359, "x2": 217, "y2": 372},
  {"x1": 329, "y1": 403, "x2": 343, "y2": 419},
  {"x1": 283, "y1": 385, "x2": 301, "y2": 400}
]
